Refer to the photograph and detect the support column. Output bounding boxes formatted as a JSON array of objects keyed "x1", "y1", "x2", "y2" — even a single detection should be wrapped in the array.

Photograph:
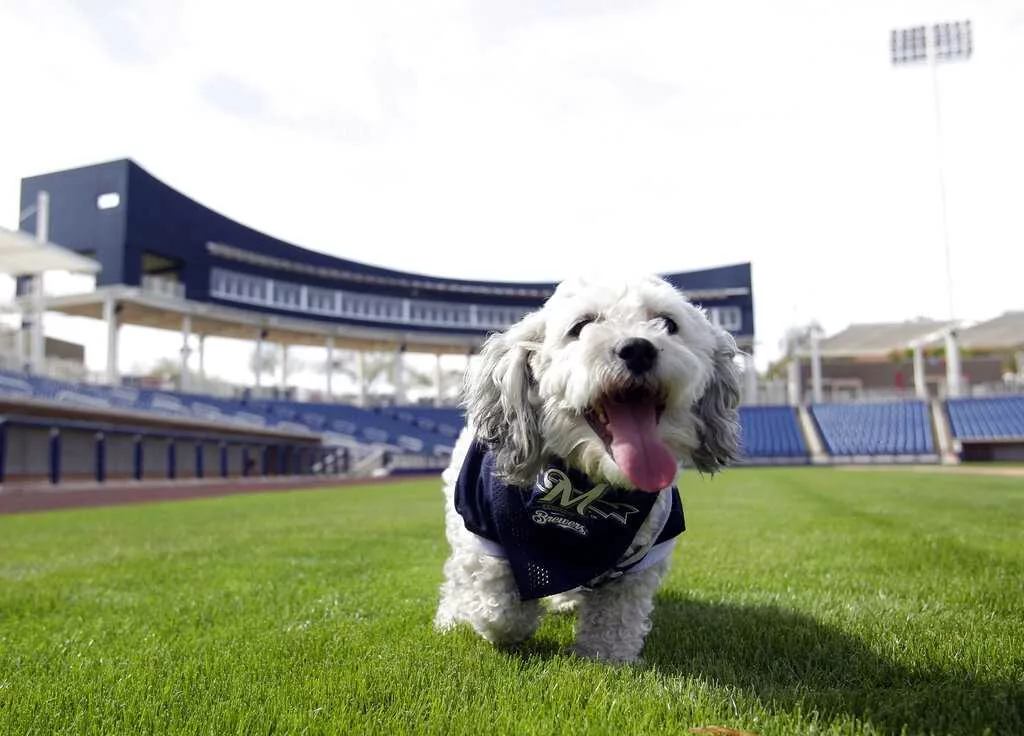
[
  {"x1": 14, "y1": 305, "x2": 26, "y2": 369},
  {"x1": 912, "y1": 342, "x2": 927, "y2": 399},
  {"x1": 35, "y1": 191, "x2": 50, "y2": 242},
  {"x1": 809, "y1": 328, "x2": 823, "y2": 404},
  {"x1": 358, "y1": 350, "x2": 368, "y2": 407},
  {"x1": 280, "y1": 344, "x2": 290, "y2": 390},
  {"x1": 197, "y1": 335, "x2": 206, "y2": 381},
  {"x1": 103, "y1": 294, "x2": 120, "y2": 385},
  {"x1": 325, "y1": 337, "x2": 335, "y2": 402},
  {"x1": 435, "y1": 353, "x2": 444, "y2": 407},
  {"x1": 945, "y1": 330, "x2": 962, "y2": 398},
  {"x1": 787, "y1": 357, "x2": 802, "y2": 406},
  {"x1": 393, "y1": 344, "x2": 406, "y2": 405},
  {"x1": 29, "y1": 274, "x2": 46, "y2": 372},
  {"x1": 743, "y1": 352, "x2": 757, "y2": 405},
  {"x1": 30, "y1": 192, "x2": 50, "y2": 372},
  {"x1": 254, "y1": 329, "x2": 266, "y2": 389},
  {"x1": 179, "y1": 315, "x2": 192, "y2": 393}
]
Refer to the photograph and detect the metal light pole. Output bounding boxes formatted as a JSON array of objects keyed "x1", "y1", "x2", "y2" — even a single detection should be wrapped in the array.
[{"x1": 890, "y1": 21, "x2": 972, "y2": 322}]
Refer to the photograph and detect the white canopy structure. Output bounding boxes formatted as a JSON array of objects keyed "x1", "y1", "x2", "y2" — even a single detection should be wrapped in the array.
[
  {"x1": 2, "y1": 193, "x2": 101, "y2": 374},
  {"x1": 0, "y1": 226, "x2": 100, "y2": 276}
]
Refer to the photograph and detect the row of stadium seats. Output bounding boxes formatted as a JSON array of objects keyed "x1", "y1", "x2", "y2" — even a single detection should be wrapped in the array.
[
  {"x1": 0, "y1": 370, "x2": 454, "y2": 455},
  {"x1": 249, "y1": 399, "x2": 455, "y2": 454},
  {"x1": 384, "y1": 398, "x2": 1024, "y2": 458},
  {"x1": 4, "y1": 369, "x2": 1023, "y2": 460},
  {"x1": 811, "y1": 401, "x2": 935, "y2": 456},
  {"x1": 373, "y1": 405, "x2": 463, "y2": 439},
  {"x1": 945, "y1": 396, "x2": 1024, "y2": 441},
  {"x1": 375, "y1": 402, "x2": 812, "y2": 461},
  {"x1": 738, "y1": 405, "x2": 809, "y2": 458}
]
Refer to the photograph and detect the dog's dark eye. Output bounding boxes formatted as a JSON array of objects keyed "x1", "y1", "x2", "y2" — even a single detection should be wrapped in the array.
[
  {"x1": 658, "y1": 315, "x2": 679, "y2": 335},
  {"x1": 567, "y1": 317, "x2": 594, "y2": 339}
]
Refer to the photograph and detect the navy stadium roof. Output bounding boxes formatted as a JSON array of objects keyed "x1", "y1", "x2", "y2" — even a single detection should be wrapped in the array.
[{"x1": 17, "y1": 159, "x2": 755, "y2": 347}]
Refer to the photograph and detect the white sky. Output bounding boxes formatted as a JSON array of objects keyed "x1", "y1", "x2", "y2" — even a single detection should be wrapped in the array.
[{"x1": 1, "y1": 0, "x2": 1022, "y2": 390}]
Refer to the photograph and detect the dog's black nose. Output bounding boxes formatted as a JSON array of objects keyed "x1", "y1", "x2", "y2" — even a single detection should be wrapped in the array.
[{"x1": 616, "y1": 338, "x2": 658, "y2": 374}]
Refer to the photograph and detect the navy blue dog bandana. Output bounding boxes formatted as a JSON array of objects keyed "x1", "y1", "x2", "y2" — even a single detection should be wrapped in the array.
[{"x1": 454, "y1": 439, "x2": 685, "y2": 600}]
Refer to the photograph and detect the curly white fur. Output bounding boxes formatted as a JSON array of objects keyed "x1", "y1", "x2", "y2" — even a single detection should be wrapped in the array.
[{"x1": 434, "y1": 273, "x2": 741, "y2": 663}]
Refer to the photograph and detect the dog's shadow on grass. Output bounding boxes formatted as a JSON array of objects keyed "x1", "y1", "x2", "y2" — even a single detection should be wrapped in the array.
[{"x1": 642, "y1": 592, "x2": 1022, "y2": 734}]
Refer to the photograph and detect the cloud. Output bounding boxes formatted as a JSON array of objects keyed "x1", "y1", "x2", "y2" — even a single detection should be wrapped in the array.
[
  {"x1": 196, "y1": 71, "x2": 406, "y2": 146},
  {"x1": 180, "y1": 2, "x2": 423, "y2": 145},
  {"x1": 468, "y1": 0, "x2": 667, "y2": 45},
  {"x1": 197, "y1": 74, "x2": 272, "y2": 121},
  {"x1": 61, "y1": 0, "x2": 184, "y2": 65},
  {"x1": 0, "y1": 0, "x2": 1022, "y2": 375}
]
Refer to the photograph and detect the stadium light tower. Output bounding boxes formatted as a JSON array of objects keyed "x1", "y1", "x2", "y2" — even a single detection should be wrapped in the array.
[{"x1": 890, "y1": 20, "x2": 972, "y2": 322}]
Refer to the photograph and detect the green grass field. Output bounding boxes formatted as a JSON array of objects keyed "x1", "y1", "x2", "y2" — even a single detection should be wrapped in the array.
[{"x1": 1, "y1": 468, "x2": 1022, "y2": 736}]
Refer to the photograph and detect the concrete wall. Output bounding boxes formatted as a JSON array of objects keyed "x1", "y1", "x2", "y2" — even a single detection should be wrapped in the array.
[{"x1": 0, "y1": 425, "x2": 319, "y2": 482}]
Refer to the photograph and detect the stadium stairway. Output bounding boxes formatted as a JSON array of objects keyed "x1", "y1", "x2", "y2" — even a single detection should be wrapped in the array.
[
  {"x1": 796, "y1": 405, "x2": 829, "y2": 464},
  {"x1": 929, "y1": 399, "x2": 959, "y2": 465}
]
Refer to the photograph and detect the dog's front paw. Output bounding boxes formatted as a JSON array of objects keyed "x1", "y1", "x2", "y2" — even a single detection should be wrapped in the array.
[
  {"x1": 568, "y1": 643, "x2": 641, "y2": 665},
  {"x1": 545, "y1": 592, "x2": 581, "y2": 614},
  {"x1": 474, "y1": 613, "x2": 540, "y2": 647},
  {"x1": 433, "y1": 607, "x2": 457, "y2": 633}
]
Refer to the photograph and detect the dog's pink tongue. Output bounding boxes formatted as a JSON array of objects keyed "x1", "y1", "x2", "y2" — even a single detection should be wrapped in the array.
[{"x1": 604, "y1": 397, "x2": 677, "y2": 492}]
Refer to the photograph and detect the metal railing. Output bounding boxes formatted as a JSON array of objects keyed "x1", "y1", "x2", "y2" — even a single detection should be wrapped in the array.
[
  {"x1": 0, "y1": 352, "x2": 107, "y2": 385},
  {"x1": 141, "y1": 275, "x2": 186, "y2": 300}
]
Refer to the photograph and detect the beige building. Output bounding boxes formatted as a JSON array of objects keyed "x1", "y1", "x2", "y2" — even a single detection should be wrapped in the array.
[{"x1": 790, "y1": 313, "x2": 1024, "y2": 403}]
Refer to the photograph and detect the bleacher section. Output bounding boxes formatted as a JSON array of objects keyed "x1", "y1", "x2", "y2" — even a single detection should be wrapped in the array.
[
  {"x1": 810, "y1": 401, "x2": 935, "y2": 458},
  {"x1": 737, "y1": 405, "x2": 809, "y2": 463},
  {"x1": 251, "y1": 400, "x2": 455, "y2": 454},
  {"x1": 8, "y1": 368, "x2": 1024, "y2": 467},
  {"x1": 375, "y1": 406, "x2": 463, "y2": 440},
  {"x1": 945, "y1": 397, "x2": 1024, "y2": 440},
  {"x1": 0, "y1": 370, "x2": 455, "y2": 457},
  {"x1": 381, "y1": 403, "x2": 815, "y2": 465}
]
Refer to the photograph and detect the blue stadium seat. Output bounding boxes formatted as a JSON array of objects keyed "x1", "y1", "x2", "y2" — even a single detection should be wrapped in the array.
[
  {"x1": 12, "y1": 367, "x2": 967, "y2": 464},
  {"x1": 945, "y1": 397, "x2": 1024, "y2": 440},
  {"x1": 738, "y1": 405, "x2": 808, "y2": 459},
  {"x1": 386, "y1": 404, "x2": 814, "y2": 463},
  {"x1": 810, "y1": 401, "x2": 934, "y2": 456},
  {"x1": 388, "y1": 406, "x2": 466, "y2": 439},
  {"x1": 0, "y1": 372, "x2": 34, "y2": 398}
]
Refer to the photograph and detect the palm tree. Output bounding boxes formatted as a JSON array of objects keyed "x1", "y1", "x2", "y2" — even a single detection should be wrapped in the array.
[
  {"x1": 313, "y1": 349, "x2": 467, "y2": 402},
  {"x1": 143, "y1": 356, "x2": 182, "y2": 382},
  {"x1": 249, "y1": 344, "x2": 286, "y2": 382},
  {"x1": 780, "y1": 321, "x2": 825, "y2": 359}
]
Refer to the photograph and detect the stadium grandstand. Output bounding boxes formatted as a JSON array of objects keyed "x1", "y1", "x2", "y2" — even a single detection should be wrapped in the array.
[{"x1": 2, "y1": 159, "x2": 1023, "y2": 492}]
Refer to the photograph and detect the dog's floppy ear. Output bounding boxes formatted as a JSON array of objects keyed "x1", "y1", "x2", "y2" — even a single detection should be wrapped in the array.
[
  {"x1": 692, "y1": 326, "x2": 742, "y2": 474},
  {"x1": 463, "y1": 310, "x2": 546, "y2": 486}
]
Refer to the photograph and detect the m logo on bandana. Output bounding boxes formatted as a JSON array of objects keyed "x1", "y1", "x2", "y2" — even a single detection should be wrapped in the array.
[
  {"x1": 534, "y1": 469, "x2": 640, "y2": 526},
  {"x1": 453, "y1": 439, "x2": 685, "y2": 600}
]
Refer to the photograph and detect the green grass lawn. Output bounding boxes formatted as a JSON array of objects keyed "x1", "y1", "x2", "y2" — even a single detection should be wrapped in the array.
[{"x1": 1, "y1": 468, "x2": 1022, "y2": 736}]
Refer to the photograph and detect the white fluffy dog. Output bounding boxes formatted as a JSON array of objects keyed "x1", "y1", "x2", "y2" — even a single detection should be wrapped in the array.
[{"x1": 434, "y1": 273, "x2": 741, "y2": 662}]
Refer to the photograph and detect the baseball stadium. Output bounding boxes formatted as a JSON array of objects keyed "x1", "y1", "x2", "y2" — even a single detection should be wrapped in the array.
[{"x1": 1, "y1": 158, "x2": 1021, "y2": 734}]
